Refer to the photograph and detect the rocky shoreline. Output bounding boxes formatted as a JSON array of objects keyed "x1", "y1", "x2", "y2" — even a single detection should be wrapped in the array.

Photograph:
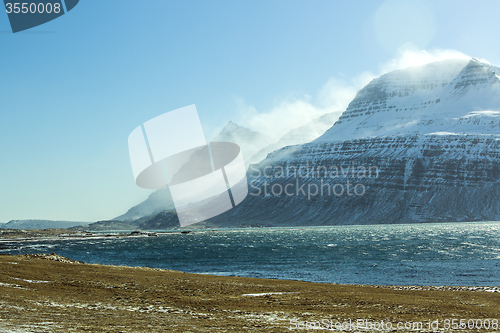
[{"x1": 0, "y1": 228, "x2": 162, "y2": 243}]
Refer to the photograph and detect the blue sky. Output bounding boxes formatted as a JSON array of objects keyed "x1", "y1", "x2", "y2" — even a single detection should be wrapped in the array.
[{"x1": 2, "y1": 0, "x2": 500, "y2": 222}]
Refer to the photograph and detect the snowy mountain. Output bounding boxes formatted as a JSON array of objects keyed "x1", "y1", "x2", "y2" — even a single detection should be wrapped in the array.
[
  {"x1": 114, "y1": 122, "x2": 272, "y2": 222},
  {"x1": 247, "y1": 112, "x2": 339, "y2": 164},
  {"x1": 138, "y1": 58, "x2": 500, "y2": 228},
  {"x1": 212, "y1": 121, "x2": 273, "y2": 163},
  {"x1": 317, "y1": 58, "x2": 500, "y2": 142}
]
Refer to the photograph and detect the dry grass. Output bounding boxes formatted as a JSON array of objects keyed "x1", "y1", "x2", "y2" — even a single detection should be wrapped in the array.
[{"x1": 0, "y1": 254, "x2": 499, "y2": 332}]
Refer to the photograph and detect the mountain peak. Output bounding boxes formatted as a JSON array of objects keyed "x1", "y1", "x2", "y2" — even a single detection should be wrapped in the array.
[
  {"x1": 221, "y1": 121, "x2": 240, "y2": 132},
  {"x1": 212, "y1": 121, "x2": 273, "y2": 163},
  {"x1": 316, "y1": 58, "x2": 500, "y2": 143},
  {"x1": 214, "y1": 122, "x2": 268, "y2": 141}
]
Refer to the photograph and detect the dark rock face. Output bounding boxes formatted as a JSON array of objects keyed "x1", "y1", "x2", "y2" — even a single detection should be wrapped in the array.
[
  {"x1": 140, "y1": 133, "x2": 500, "y2": 228},
  {"x1": 207, "y1": 134, "x2": 500, "y2": 226}
]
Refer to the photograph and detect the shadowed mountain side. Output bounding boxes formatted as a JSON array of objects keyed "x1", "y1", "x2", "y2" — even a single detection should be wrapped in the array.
[
  {"x1": 74, "y1": 211, "x2": 180, "y2": 231},
  {"x1": 134, "y1": 134, "x2": 500, "y2": 229},
  {"x1": 114, "y1": 188, "x2": 176, "y2": 222}
]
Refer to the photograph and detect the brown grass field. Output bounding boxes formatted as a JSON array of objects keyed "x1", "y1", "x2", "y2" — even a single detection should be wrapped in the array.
[{"x1": 0, "y1": 253, "x2": 499, "y2": 332}]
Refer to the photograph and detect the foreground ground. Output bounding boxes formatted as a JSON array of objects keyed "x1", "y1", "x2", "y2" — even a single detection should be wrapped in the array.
[{"x1": 0, "y1": 254, "x2": 499, "y2": 332}]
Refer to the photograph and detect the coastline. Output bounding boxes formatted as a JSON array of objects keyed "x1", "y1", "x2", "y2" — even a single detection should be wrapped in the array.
[
  {"x1": 0, "y1": 228, "x2": 166, "y2": 246},
  {"x1": 1, "y1": 254, "x2": 499, "y2": 332}
]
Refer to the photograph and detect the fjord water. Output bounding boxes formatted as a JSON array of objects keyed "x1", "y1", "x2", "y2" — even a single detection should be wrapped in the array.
[{"x1": 5, "y1": 222, "x2": 500, "y2": 286}]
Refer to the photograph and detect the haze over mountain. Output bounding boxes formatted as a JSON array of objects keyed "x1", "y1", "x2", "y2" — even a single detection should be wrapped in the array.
[
  {"x1": 114, "y1": 122, "x2": 272, "y2": 222},
  {"x1": 135, "y1": 58, "x2": 500, "y2": 228},
  {"x1": 317, "y1": 58, "x2": 500, "y2": 141},
  {"x1": 212, "y1": 121, "x2": 273, "y2": 163},
  {"x1": 247, "y1": 112, "x2": 339, "y2": 164},
  {"x1": 114, "y1": 189, "x2": 175, "y2": 222}
]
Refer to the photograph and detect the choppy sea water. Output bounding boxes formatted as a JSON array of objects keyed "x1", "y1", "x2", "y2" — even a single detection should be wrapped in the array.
[{"x1": 2, "y1": 222, "x2": 500, "y2": 286}]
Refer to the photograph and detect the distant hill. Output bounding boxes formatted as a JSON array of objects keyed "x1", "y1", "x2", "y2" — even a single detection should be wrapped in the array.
[
  {"x1": 71, "y1": 220, "x2": 139, "y2": 231},
  {"x1": 72, "y1": 213, "x2": 179, "y2": 231},
  {"x1": 1, "y1": 220, "x2": 90, "y2": 230}
]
